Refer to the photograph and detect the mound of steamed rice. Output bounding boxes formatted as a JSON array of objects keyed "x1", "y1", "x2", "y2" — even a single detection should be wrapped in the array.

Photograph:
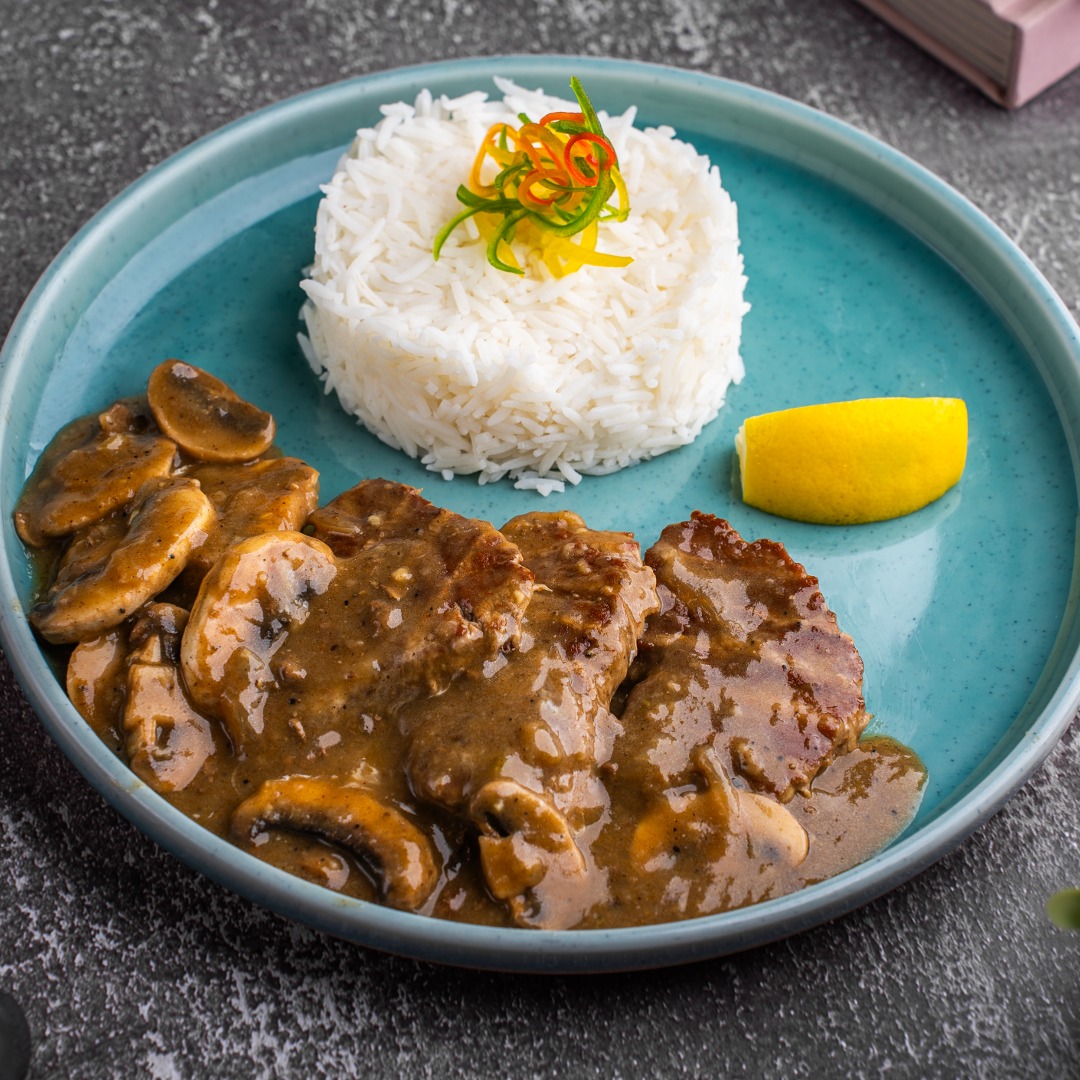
[{"x1": 299, "y1": 78, "x2": 748, "y2": 495}]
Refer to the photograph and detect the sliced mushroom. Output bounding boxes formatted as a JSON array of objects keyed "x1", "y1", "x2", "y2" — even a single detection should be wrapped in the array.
[
  {"x1": 698, "y1": 748, "x2": 809, "y2": 866},
  {"x1": 470, "y1": 779, "x2": 589, "y2": 928},
  {"x1": 737, "y1": 787, "x2": 811, "y2": 865},
  {"x1": 180, "y1": 457, "x2": 320, "y2": 585},
  {"x1": 30, "y1": 478, "x2": 214, "y2": 644},
  {"x1": 147, "y1": 359, "x2": 275, "y2": 463},
  {"x1": 231, "y1": 776, "x2": 438, "y2": 911},
  {"x1": 123, "y1": 604, "x2": 215, "y2": 793},
  {"x1": 97, "y1": 396, "x2": 158, "y2": 436},
  {"x1": 67, "y1": 627, "x2": 128, "y2": 747},
  {"x1": 180, "y1": 531, "x2": 337, "y2": 748},
  {"x1": 50, "y1": 516, "x2": 129, "y2": 593},
  {"x1": 14, "y1": 422, "x2": 177, "y2": 548},
  {"x1": 630, "y1": 747, "x2": 809, "y2": 872}
]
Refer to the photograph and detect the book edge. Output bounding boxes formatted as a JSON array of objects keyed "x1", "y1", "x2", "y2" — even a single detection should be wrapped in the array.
[{"x1": 855, "y1": 0, "x2": 1080, "y2": 107}]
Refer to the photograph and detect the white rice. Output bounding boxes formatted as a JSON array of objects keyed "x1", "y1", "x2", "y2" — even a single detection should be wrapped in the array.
[{"x1": 299, "y1": 78, "x2": 748, "y2": 495}]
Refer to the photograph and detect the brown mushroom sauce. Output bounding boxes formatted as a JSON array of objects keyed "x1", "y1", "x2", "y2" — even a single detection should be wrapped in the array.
[{"x1": 17, "y1": 361, "x2": 926, "y2": 930}]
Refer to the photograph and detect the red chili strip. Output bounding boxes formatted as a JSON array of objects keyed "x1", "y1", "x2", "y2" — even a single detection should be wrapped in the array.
[{"x1": 563, "y1": 132, "x2": 617, "y2": 185}]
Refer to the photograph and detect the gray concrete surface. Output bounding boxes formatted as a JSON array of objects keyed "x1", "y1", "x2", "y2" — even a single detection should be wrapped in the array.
[{"x1": 2, "y1": 1, "x2": 1079, "y2": 1076}]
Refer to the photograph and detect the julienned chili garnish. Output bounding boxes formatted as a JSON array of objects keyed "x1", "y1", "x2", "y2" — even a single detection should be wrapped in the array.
[{"x1": 432, "y1": 77, "x2": 632, "y2": 277}]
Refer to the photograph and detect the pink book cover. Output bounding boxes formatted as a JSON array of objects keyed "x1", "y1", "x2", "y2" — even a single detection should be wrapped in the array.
[{"x1": 857, "y1": 0, "x2": 1080, "y2": 106}]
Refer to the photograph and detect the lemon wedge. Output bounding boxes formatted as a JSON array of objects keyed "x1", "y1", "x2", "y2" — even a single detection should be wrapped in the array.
[{"x1": 735, "y1": 397, "x2": 968, "y2": 525}]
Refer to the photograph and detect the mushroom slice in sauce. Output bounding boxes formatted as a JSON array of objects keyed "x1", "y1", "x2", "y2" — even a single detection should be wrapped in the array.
[
  {"x1": 14, "y1": 418, "x2": 177, "y2": 548},
  {"x1": 629, "y1": 747, "x2": 809, "y2": 871},
  {"x1": 618, "y1": 746, "x2": 810, "y2": 920},
  {"x1": 67, "y1": 627, "x2": 128, "y2": 751},
  {"x1": 180, "y1": 457, "x2": 320, "y2": 586},
  {"x1": 231, "y1": 776, "x2": 438, "y2": 911},
  {"x1": 123, "y1": 603, "x2": 216, "y2": 793},
  {"x1": 470, "y1": 779, "x2": 589, "y2": 928},
  {"x1": 147, "y1": 359, "x2": 275, "y2": 463},
  {"x1": 50, "y1": 517, "x2": 130, "y2": 594},
  {"x1": 96, "y1": 397, "x2": 158, "y2": 436},
  {"x1": 30, "y1": 477, "x2": 214, "y2": 644},
  {"x1": 180, "y1": 531, "x2": 338, "y2": 750}
]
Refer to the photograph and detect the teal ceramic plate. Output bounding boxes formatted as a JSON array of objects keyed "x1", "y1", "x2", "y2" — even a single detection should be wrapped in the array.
[{"x1": 3, "y1": 57, "x2": 1079, "y2": 972}]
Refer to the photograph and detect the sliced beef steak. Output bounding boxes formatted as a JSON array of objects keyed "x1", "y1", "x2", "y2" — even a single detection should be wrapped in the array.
[
  {"x1": 184, "y1": 480, "x2": 534, "y2": 760},
  {"x1": 403, "y1": 510, "x2": 659, "y2": 928},
  {"x1": 615, "y1": 513, "x2": 869, "y2": 805}
]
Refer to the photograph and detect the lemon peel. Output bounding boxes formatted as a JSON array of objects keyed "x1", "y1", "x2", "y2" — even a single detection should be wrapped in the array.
[{"x1": 735, "y1": 397, "x2": 968, "y2": 525}]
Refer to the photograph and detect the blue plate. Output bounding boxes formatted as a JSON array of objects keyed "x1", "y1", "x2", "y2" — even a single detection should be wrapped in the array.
[{"x1": 2, "y1": 57, "x2": 1079, "y2": 972}]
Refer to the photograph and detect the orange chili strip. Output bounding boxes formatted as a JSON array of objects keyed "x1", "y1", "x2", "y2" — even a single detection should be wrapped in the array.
[
  {"x1": 469, "y1": 124, "x2": 517, "y2": 191},
  {"x1": 518, "y1": 173, "x2": 557, "y2": 209},
  {"x1": 538, "y1": 110, "x2": 585, "y2": 126},
  {"x1": 505, "y1": 127, "x2": 546, "y2": 170},
  {"x1": 518, "y1": 123, "x2": 568, "y2": 170}
]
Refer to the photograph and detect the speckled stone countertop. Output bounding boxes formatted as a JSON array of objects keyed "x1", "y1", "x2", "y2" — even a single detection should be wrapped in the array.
[{"x1": 2, "y1": 2, "x2": 1079, "y2": 1077}]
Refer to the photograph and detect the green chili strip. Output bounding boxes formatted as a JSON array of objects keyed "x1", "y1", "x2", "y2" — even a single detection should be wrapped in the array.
[{"x1": 487, "y1": 208, "x2": 530, "y2": 275}]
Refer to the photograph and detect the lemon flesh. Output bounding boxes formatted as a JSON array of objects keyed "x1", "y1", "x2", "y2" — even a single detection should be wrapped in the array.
[{"x1": 736, "y1": 397, "x2": 968, "y2": 525}]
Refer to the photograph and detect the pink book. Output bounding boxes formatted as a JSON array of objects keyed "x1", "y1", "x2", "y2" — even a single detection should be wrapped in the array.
[{"x1": 855, "y1": 0, "x2": 1080, "y2": 107}]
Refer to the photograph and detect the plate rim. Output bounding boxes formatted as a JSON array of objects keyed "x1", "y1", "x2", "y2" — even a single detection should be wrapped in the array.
[{"x1": 3, "y1": 54, "x2": 1080, "y2": 973}]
